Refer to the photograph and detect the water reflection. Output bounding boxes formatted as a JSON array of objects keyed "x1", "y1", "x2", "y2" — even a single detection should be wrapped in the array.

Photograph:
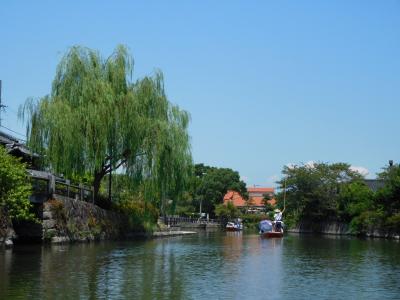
[{"x1": 1, "y1": 232, "x2": 400, "y2": 299}]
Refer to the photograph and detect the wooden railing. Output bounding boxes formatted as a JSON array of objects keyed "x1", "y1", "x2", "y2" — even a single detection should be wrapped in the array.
[{"x1": 28, "y1": 169, "x2": 94, "y2": 204}]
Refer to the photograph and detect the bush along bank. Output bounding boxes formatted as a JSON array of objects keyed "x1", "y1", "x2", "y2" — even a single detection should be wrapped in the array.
[{"x1": 275, "y1": 162, "x2": 400, "y2": 239}]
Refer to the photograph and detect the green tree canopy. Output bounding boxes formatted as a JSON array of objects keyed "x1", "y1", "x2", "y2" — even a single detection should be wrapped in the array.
[
  {"x1": 376, "y1": 164, "x2": 400, "y2": 215},
  {"x1": 20, "y1": 45, "x2": 192, "y2": 208},
  {"x1": 191, "y1": 164, "x2": 247, "y2": 215},
  {"x1": 0, "y1": 147, "x2": 34, "y2": 221},
  {"x1": 276, "y1": 162, "x2": 363, "y2": 223},
  {"x1": 337, "y1": 181, "x2": 374, "y2": 221},
  {"x1": 215, "y1": 201, "x2": 239, "y2": 220}
]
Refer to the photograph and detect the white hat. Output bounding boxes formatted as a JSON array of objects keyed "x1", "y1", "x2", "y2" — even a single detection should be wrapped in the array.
[{"x1": 274, "y1": 209, "x2": 281, "y2": 213}]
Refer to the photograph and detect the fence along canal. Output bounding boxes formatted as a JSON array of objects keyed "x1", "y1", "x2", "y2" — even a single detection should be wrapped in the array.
[{"x1": 27, "y1": 169, "x2": 94, "y2": 204}]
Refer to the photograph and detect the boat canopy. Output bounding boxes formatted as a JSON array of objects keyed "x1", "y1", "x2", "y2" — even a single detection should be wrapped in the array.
[{"x1": 259, "y1": 220, "x2": 272, "y2": 232}]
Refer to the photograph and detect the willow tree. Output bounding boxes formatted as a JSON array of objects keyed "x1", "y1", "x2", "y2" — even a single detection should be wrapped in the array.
[{"x1": 20, "y1": 45, "x2": 192, "y2": 206}]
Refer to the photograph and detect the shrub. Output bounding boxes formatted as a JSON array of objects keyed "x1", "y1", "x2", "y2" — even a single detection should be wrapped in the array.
[
  {"x1": 215, "y1": 202, "x2": 239, "y2": 220},
  {"x1": 385, "y1": 213, "x2": 400, "y2": 232},
  {"x1": 239, "y1": 214, "x2": 267, "y2": 229},
  {"x1": 48, "y1": 199, "x2": 66, "y2": 221},
  {"x1": 113, "y1": 199, "x2": 159, "y2": 232},
  {"x1": 0, "y1": 147, "x2": 35, "y2": 221},
  {"x1": 350, "y1": 210, "x2": 385, "y2": 234}
]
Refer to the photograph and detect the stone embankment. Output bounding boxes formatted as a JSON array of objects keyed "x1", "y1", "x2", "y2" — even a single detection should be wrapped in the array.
[
  {"x1": 0, "y1": 207, "x2": 16, "y2": 247},
  {"x1": 42, "y1": 195, "x2": 129, "y2": 243},
  {"x1": 152, "y1": 230, "x2": 197, "y2": 237},
  {"x1": 1, "y1": 196, "x2": 201, "y2": 247},
  {"x1": 288, "y1": 221, "x2": 400, "y2": 240}
]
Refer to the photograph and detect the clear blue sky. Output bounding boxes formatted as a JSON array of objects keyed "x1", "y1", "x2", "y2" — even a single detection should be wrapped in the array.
[{"x1": 1, "y1": 1, "x2": 399, "y2": 187}]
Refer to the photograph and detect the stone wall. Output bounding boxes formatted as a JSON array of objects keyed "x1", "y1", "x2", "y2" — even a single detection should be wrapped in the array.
[
  {"x1": 288, "y1": 221, "x2": 400, "y2": 239},
  {"x1": 42, "y1": 195, "x2": 129, "y2": 244},
  {"x1": 288, "y1": 221, "x2": 350, "y2": 235}
]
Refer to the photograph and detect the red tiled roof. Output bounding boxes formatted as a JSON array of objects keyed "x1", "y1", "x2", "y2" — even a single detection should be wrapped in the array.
[
  {"x1": 223, "y1": 190, "x2": 246, "y2": 207},
  {"x1": 223, "y1": 189, "x2": 276, "y2": 207}
]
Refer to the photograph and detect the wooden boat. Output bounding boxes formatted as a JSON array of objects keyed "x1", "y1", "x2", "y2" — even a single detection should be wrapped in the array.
[
  {"x1": 259, "y1": 220, "x2": 283, "y2": 238},
  {"x1": 260, "y1": 178, "x2": 286, "y2": 239},
  {"x1": 226, "y1": 221, "x2": 243, "y2": 231},
  {"x1": 261, "y1": 230, "x2": 283, "y2": 238}
]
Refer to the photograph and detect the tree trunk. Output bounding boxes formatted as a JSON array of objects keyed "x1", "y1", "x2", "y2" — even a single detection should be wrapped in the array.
[{"x1": 93, "y1": 171, "x2": 104, "y2": 205}]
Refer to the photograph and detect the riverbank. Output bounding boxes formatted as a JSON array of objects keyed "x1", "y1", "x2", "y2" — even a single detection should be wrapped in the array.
[
  {"x1": 288, "y1": 221, "x2": 400, "y2": 240},
  {"x1": 1, "y1": 196, "x2": 208, "y2": 247},
  {"x1": 152, "y1": 230, "x2": 197, "y2": 237}
]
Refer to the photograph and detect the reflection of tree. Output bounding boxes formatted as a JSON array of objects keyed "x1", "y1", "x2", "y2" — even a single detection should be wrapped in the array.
[
  {"x1": 222, "y1": 232, "x2": 244, "y2": 262},
  {"x1": 280, "y1": 236, "x2": 400, "y2": 298},
  {"x1": 0, "y1": 246, "x2": 42, "y2": 299},
  {"x1": 0, "y1": 250, "x2": 13, "y2": 298}
]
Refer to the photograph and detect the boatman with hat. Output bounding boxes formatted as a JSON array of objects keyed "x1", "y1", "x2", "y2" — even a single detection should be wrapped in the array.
[{"x1": 273, "y1": 208, "x2": 284, "y2": 232}]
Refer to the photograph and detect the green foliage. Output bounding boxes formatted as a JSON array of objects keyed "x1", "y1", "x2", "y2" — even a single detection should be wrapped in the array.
[
  {"x1": 277, "y1": 161, "x2": 400, "y2": 235},
  {"x1": 113, "y1": 198, "x2": 159, "y2": 232},
  {"x1": 337, "y1": 181, "x2": 374, "y2": 221},
  {"x1": 215, "y1": 202, "x2": 239, "y2": 220},
  {"x1": 385, "y1": 213, "x2": 400, "y2": 232},
  {"x1": 19, "y1": 45, "x2": 192, "y2": 209},
  {"x1": 191, "y1": 163, "x2": 247, "y2": 215},
  {"x1": 376, "y1": 164, "x2": 400, "y2": 215},
  {"x1": 70, "y1": 173, "x2": 94, "y2": 186},
  {"x1": 263, "y1": 193, "x2": 274, "y2": 212},
  {"x1": 48, "y1": 199, "x2": 67, "y2": 223},
  {"x1": 276, "y1": 162, "x2": 362, "y2": 224},
  {"x1": 174, "y1": 203, "x2": 196, "y2": 217},
  {"x1": 43, "y1": 229, "x2": 57, "y2": 241},
  {"x1": 0, "y1": 147, "x2": 35, "y2": 221},
  {"x1": 350, "y1": 210, "x2": 385, "y2": 234},
  {"x1": 240, "y1": 214, "x2": 266, "y2": 229}
]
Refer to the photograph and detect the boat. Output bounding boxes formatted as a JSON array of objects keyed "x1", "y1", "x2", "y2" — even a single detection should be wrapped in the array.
[
  {"x1": 226, "y1": 221, "x2": 243, "y2": 231},
  {"x1": 259, "y1": 179, "x2": 286, "y2": 238},
  {"x1": 259, "y1": 219, "x2": 283, "y2": 238},
  {"x1": 261, "y1": 229, "x2": 284, "y2": 238}
]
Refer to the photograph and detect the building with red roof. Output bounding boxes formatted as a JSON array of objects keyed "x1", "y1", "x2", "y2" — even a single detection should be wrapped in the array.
[{"x1": 223, "y1": 187, "x2": 275, "y2": 212}]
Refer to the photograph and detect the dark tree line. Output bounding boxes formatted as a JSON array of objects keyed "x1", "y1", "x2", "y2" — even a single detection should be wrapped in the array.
[{"x1": 275, "y1": 162, "x2": 400, "y2": 233}]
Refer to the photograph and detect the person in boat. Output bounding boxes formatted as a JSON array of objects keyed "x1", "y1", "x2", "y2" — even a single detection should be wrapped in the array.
[
  {"x1": 259, "y1": 218, "x2": 273, "y2": 234},
  {"x1": 273, "y1": 208, "x2": 284, "y2": 232}
]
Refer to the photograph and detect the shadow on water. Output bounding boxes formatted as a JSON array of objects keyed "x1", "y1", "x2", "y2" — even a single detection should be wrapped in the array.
[
  {"x1": 0, "y1": 240, "x2": 187, "y2": 300},
  {"x1": 280, "y1": 234, "x2": 400, "y2": 299}
]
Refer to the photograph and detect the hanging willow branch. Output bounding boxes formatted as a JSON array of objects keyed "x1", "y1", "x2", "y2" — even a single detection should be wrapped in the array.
[{"x1": 19, "y1": 45, "x2": 192, "y2": 205}]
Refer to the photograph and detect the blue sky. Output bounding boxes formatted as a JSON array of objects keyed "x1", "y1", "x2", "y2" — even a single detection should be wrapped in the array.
[{"x1": 1, "y1": 1, "x2": 399, "y2": 187}]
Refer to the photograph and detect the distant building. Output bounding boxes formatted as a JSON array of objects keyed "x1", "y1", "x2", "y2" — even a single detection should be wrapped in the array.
[
  {"x1": 0, "y1": 130, "x2": 39, "y2": 169},
  {"x1": 0, "y1": 131, "x2": 39, "y2": 168},
  {"x1": 247, "y1": 187, "x2": 275, "y2": 206},
  {"x1": 364, "y1": 179, "x2": 385, "y2": 192},
  {"x1": 223, "y1": 187, "x2": 276, "y2": 212}
]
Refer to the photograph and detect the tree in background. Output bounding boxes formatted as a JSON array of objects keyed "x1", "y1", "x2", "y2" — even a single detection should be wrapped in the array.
[
  {"x1": 215, "y1": 201, "x2": 239, "y2": 222},
  {"x1": 0, "y1": 147, "x2": 34, "y2": 221},
  {"x1": 336, "y1": 181, "x2": 376, "y2": 233},
  {"x1": 19, "y1": 45, "x2": 192, "y2": 211},
  {"x1": 276, "y1": 162, "x2": 363, "y2": 224},
  {"x1": 375, "y1": 164, "x2": 400, "y2": 232},
  {"x1": 337, "y1": 181, "x2": 375, "y2": 221},
  {"x1": 376, "y1": 164, "x2": 400, "y2": 216},
  {"x1": 262, "y1": 193, "x2": 274, "y2": 213},
  {"x1": 191, "y1": 164, "x2": 247, "y2": 215}
]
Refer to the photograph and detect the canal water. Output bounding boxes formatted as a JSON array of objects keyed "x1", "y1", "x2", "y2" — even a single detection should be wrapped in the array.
[{"x1": 1, "y1": 231, "x2": 400, "y2": 299}]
